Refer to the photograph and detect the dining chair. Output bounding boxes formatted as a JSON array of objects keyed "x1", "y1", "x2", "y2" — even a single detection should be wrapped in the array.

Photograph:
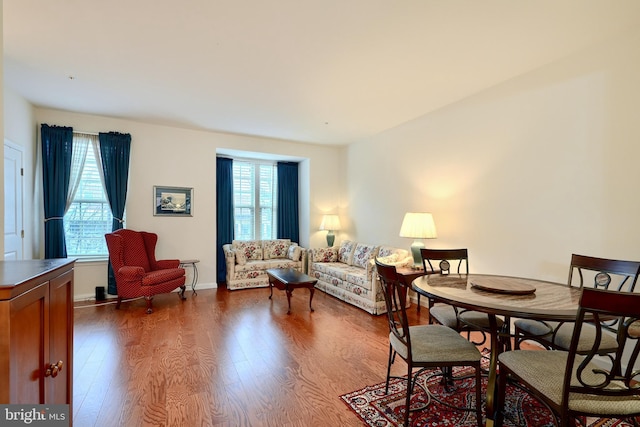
[
  {"x1": 421, "y1": 248, "x2": 504, "y2": 345},
  {"x1": 513, "y1": 254, "x2": 640, "y2": 352},
  {"x1": 496, "y1": 287, "x2": 640, "y2": 427},
  {"x1": 375, "y1": 258, "x2": 483, "y2": 427}
]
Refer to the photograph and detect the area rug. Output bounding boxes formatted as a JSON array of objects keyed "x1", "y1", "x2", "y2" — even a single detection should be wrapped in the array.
[{"x1": 340, "y1": 364, "x2": 638, "y2": 427}]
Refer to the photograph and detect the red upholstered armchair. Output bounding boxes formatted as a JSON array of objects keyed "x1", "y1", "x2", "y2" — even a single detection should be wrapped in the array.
[{"x1": 105, "y1": 229, "x2": 186, "y2": 314}]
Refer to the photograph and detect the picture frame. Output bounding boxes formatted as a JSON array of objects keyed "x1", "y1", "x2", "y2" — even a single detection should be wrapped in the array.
[{"x1": 153, "y1": 186, "x2": 193, "y2": 216}]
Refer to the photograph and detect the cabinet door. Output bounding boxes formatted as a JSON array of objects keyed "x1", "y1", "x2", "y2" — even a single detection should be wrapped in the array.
[
  {"x1": 9, "y1": 281, "x2": 49, "y2": 403},
  {"x1": 48, "y1": 270, "x2": 73, "y2": 405}
]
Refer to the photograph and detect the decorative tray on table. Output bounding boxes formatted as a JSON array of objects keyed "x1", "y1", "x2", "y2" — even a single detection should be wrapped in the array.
[{"x1": 471, "y1": 279, "x2": 536, "y2": 295}]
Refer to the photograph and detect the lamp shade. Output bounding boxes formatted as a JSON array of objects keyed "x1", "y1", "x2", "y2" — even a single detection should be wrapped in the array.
[
  {"x1": 399, "y1": 212, "x2": 437, "y2": 239},
  {"x1": 319, "y1": 214, "x2": 341, "y2": 231}
]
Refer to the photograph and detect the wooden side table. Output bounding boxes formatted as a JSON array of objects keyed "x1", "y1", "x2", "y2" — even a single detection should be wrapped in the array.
[
  {"x1": 396, "y1": 266, "x2": 426, "y2": 311},
  {"x1": 179, "y1": 259, "x2": 200, "y2": 295}
]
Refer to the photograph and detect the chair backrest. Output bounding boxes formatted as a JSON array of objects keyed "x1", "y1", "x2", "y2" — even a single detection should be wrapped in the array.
[
  {"x1": 420, "y1": 248, "x2": 469, "y2": 275},
  {"x1": 105, "y1": 229, "x2": 160, "y2": 273},
  {"x1": 568, "y1": 254, "x2": 640, "y2": 293},
  {"x1": 561, "y1": 287, "x2": 640, "y2": 412},
  {"x1": 375, "y1": 259, "x2": 412, "y2": 359}
]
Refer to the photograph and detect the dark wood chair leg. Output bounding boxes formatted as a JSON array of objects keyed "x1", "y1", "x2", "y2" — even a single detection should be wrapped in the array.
[
  {"x1": 145, "y1": 296, "x2": 153, "y2": 314},
  {"x1": 178, "y1": 285, "x2": 187, "y2": 300},
  {"x1": 116, "y1": 296, "x2": 122, "y2": 309}
]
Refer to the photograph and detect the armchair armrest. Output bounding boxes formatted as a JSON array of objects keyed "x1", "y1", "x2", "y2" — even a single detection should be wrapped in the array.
[
  {"x1": 157, "y1": 259, "x2": 180, "y2": 269},
  {"x1": 118, "y1": 266, "x2": 146, "y2": 281}
]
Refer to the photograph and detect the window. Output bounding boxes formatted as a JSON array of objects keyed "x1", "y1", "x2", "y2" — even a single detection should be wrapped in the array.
[
  {"x1": 63, "y1": 134, "x2": 114, "y2": 257},
  {"x1": 232, "y1": 160, "x2": 277, "y2": 240}
]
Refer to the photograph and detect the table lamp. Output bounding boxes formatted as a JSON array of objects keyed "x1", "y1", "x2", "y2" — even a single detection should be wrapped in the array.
[
  {"x1": 399, "y1": 212, "x2": 437, "y2": 268},
  {"x1": 319, "y1": 214, "x2": 341, "y2": 247}
]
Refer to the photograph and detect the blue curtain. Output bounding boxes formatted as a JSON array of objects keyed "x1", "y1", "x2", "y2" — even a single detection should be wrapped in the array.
[
  {"x1": 99, "y1": 131, "x2": 132, "y2": 294},
  {"x1": 217, "y1": 157, "x2": 234, "y2": 284},
  {"x1": 277, "y1": 161, "x2": 299, "y2": 242},
  {"x1": 41, "y1": 124, "x2": 73, "y2": 259}
]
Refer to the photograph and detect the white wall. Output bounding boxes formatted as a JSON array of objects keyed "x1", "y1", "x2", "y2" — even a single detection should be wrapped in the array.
[
  {"x1": 346, "y1": 28, "x2": 640, "y2": 284},
  {"x1": 32, "y1": 109, "x2": 343, "y2": 300}
]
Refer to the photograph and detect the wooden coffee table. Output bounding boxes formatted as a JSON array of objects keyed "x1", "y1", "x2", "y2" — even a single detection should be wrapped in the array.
[{"x1": 266, "y1": 268, "x2": 317, "y2": 314}]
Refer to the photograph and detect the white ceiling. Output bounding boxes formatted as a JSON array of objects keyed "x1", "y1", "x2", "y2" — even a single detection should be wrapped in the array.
[{"x1": 4, "y1": 1, "x2": 640, "y2": 145}]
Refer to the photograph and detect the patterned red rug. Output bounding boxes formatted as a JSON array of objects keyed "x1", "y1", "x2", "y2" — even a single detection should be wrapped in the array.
[{"x1": 340, "y1": 365, "x2": 638, "y2": 427}]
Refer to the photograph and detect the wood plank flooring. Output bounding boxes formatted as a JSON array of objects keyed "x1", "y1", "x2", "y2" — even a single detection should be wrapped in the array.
[{"x1": 73, "y1": 286, "x2": 429, "y2": 426}]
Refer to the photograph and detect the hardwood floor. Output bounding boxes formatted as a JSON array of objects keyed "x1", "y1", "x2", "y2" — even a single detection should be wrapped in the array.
[{"x1": 73, "y1": 286, "x2": 429, "y2": 426}]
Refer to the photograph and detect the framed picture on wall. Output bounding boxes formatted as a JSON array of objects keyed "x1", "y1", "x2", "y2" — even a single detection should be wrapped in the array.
[{"x1": 153, "y1": 186, "x2": 193, "y2": 216}]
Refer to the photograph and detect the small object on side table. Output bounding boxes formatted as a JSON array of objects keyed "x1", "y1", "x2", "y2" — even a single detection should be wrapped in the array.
[{"x1": 179, "y1": 259, "x2": 200, "y2": 295}]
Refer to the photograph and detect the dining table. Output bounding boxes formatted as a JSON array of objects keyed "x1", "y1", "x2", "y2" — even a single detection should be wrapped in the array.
[{"x1": 412, "y1": 273, "x2": 583, "y2": 427}]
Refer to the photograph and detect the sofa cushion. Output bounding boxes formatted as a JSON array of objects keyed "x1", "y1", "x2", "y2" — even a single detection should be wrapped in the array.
[
  {"x1": 263, "y1": 239, "x2": 291, "y2": 259},
  {"x1": 313, "y1": 247, "x2": 338, "y2": 262},
  {"x1": 234, "y1": 240, "x2": 263, "y2": 260},
  {"x1": 352, "y1": 243, "x2": 378, "y2": 269},
  {"x1": 338, "y1": 240, "x2": 357, "y2": 265},
  {"x1": 287, "y1": 244, "x2": 301, "y2": 261}
]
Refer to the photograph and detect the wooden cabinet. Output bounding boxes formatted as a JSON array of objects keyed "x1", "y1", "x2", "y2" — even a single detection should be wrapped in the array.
[{"x1": 0, "y1": 259, "x2": 74, "y2": 408}]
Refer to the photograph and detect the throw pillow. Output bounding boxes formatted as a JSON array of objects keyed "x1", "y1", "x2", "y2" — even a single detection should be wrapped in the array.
[
  {"x1": 313, "y1": 248, "x2": 338, "y2": 263},
  {"x1": 287, "y1": 245, "x2": 301, "y2": 261},
  {"x1": 338, "y1": 240, "x2": 356, "y2": 264},
  {"x1": 263, "y1": 239, "x2": 291, "y2": 259},
  {"x1": 235, "y1": 250, "x2": 247, "y2": 266},
  {"x1": 234, "y1": 240, "x2": 262, "y2": 260},
  {"x1": 353, "y1": 243, "x2": 378, "y2": 268}
]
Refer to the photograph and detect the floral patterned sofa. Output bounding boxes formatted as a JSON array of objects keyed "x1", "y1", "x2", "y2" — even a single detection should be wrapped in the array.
[
  {"x1": 223, "y1": 239, "x2": 307, "y2": 290},
  {"x1": 307, "y1": 240, "x2": 411, "y2": 314}
]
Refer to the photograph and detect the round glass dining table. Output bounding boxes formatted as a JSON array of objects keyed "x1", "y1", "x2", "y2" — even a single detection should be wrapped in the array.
[{"x1": 412, "y1": 273, "x2": 582, "y2": 426}]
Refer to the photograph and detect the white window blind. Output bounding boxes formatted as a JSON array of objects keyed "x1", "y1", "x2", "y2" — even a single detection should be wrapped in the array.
[
  {"x1": 64, "y1": 135, "x2": 113, "y2": 257},
  {"x1": 233, "y1": 160, "x2": 277, "y2": 240}
]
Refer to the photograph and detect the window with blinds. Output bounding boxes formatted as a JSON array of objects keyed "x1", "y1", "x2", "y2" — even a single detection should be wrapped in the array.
[
  {"x1": 63, "y1": 142, "x2": 113, "y2": 257},
  {"x1": 233, "y1": 160, "x2": 277, "y2": 240}
]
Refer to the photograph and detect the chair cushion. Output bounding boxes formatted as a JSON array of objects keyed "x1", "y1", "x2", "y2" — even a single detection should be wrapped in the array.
[
  {"x1": 430, "y1": 303, "x2": 504, "y2": 330},
  {"x1": 553, "y1": 322, "x2": 619, "y2": 353},
  {"x1": 499, "y1": 350, "x2": 640, "y2": 416},
  {"x1": 390, "y1": 324, "x2": 481, "y2": 363},
  {"x1": 515, "y1": 319, "x2": 619, "y2": 352},
  {"x1": 142, "y1": 268, "x2": 186, "y2": 286}
]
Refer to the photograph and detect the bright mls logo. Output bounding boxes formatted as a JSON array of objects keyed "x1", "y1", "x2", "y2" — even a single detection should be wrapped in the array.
[{"x1": 0, "y1": 405, "x2": 69, "y2": 426}]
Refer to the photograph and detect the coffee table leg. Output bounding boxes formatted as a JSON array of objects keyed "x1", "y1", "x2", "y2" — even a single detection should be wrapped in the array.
[
  {"x1": 309, "y1": 287, "x2": 315, "y2": 312},
  {"x1": 269, "y1": 278, "x2": 274, "y2": 300},
  {"x1": 286, "y1": 288, "x2": 293, "y2": 315}
]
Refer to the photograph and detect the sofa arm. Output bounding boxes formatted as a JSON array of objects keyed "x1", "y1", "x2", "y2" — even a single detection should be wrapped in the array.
[
  {"x1": 222, "y1": 244, "x2": 236, "y2": 280},
  {"x1": 299, "y1": 247, "x2": 308, "y2": 273}
]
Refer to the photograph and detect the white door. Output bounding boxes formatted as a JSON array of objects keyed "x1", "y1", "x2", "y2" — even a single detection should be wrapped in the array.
[{"x1": 4, "y1": 141, "x2": 24, "y2": 260}]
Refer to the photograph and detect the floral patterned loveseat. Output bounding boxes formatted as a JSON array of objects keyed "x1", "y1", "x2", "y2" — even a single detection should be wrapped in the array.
[
  {"x1": 223, "y1": 239, "x2": 307, "y2": 290},
  {"x1": 307, "y1": 240, "x2": 411, "y2": 314}
]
